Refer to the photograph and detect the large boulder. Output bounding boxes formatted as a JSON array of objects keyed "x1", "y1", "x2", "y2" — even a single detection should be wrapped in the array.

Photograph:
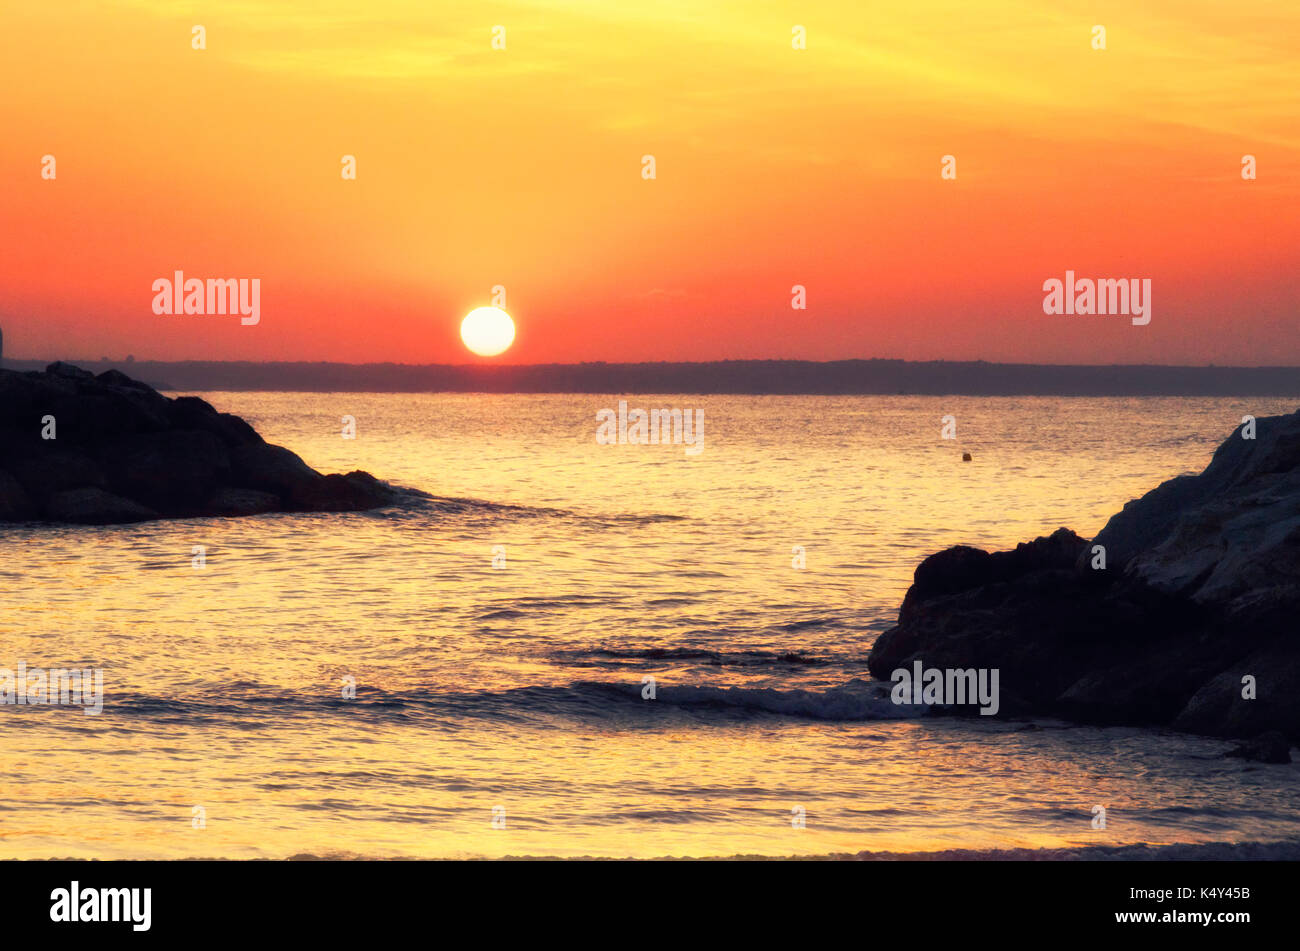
[
  {"x1": 288, "y1": 470, "x2": 402, "y2": 512},
  {"x1": 6, "y1": 449, "x2": 107, "y2": 509},
  {"x1": 45, "y1": 487, "x2": 158, "y2": 525},
  {"x1": 46, "y1": 361, "x2": 96, "y2": 382},
  {"x1": 1088, "y1": 410, "x2": 1300, "y2": 583},
  {"x1": 0, "y1": 469, "x2": 35, "y2": 521},
  {"x1": 99, "y1": 430, "x2": 231, "y2": 515},
  {"x1": 1174, "y1": 645, "x2": 1300, "y2": 739},
  {"x1": 900, "y1": 528, "x2": 1087, "y2": 610},
  {"x1": 229, "y1": 443, "x2": 324, "y2": 501},
  {"x1": 869, "y1": 408, "x2": 1300, "y2": 742},
  {"x1": 167, "y1": 395, "x2": 264, "y2": 447},
  {"x1": 0, "y1": 363, "x2": 408, "y2": 525}
]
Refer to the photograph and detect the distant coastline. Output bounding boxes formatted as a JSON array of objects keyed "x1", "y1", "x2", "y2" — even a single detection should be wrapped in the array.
[{"x1": 2, "y1": 358, "x2": 1297, "y2": 395}]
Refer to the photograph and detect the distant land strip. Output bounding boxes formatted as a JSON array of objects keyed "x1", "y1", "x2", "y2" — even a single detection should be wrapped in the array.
[{"x1": 3, "y1": 359, "x2": 1298, "y2": 396}]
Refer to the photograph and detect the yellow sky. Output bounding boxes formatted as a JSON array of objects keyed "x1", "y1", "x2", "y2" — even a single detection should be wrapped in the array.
[{"x1": 2, "y1": 0, "x2": 1296, "y2": 363}]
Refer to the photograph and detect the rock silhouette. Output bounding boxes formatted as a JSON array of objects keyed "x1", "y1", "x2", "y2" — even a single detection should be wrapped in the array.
[
  {"x1": 868, "y1": 407, "x2": 1300, "y2": 743},
  {"x1": 0, "y1": 362, "x2": 403, "y2": 524}
]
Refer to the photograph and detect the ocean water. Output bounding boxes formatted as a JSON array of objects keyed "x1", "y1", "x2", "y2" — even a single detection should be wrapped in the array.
[{"x1": 2, "y1": 393, "x2": 1298, "y2": 859}]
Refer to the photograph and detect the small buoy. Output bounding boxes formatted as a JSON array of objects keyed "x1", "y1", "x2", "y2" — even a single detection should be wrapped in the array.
[{"x1": 962, "y1": 452, "x2": 972, "y2": 462}]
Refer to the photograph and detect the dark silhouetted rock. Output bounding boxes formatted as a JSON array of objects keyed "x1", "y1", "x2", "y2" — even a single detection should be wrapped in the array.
[
  {"x1": 6, "y1": 449, "x2": 107, "y2": 509},
  {"x1": 288, "y1": 470, "x2": 401, "y2": 512},
  {"x1": 44, "y1": 389, "x2": 171, "y2": 441},
  {"x1": 96, "y1": 368, "x2": 157, "y2": 392},
  {"x1": 46, "y1": 361, "x2": 96, "y2": 382},
  {"x1": 45, "y1": 487, "x2": 158, "y2": 525},
  {"x1": 1174, "y1": 645, "x2": 1300, "y2": 739},
  {"x1": 0, "y1": 470, "x2": 35, "y2": 521},
  {"x1": 869, "y1": 409, "x2": 1300, "y2": 742},
  {"x1": 166, "y1": 396, "x2": 265, "y2": 447},
  {"x1": 0, "y1": 363, "x2": 408, "y2": 525},
  {"x1": 203, "y1": 487, "x2": 281, "y2": 517},
  {"x1": 230, "y1": 443, "x2": 324, "y2": 501},
  {"x1": 100, "y1": 430, "x2": 231, "y2": 515}
]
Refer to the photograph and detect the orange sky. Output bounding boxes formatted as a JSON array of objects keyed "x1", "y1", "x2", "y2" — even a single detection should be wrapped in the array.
[{"x1": 1, "y1": 1, "x2": 1297, "y2": 365}]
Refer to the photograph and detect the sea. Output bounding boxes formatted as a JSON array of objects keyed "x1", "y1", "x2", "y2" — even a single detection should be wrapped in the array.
[{"x1": 2, "y1": 393, "x2": 1298, "y2": 858}]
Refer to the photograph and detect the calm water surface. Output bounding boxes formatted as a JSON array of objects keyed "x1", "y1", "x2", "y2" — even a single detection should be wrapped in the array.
[{"x1": 2, "y1": 394, "x2": 1297, "y2": 858}]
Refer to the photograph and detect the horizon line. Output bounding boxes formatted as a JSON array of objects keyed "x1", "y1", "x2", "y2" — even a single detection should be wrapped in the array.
[
  {"x1": 3, "y1": 356, "x2": 1297, "y2": 398},
  {"x1": 6, "y1": 357, "x2": 1300, "y2": 371}
]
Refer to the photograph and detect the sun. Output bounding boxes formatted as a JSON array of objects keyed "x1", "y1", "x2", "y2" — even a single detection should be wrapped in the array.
[{"x1": 460, "y1": 306, "x2": 515, "y2": 357}]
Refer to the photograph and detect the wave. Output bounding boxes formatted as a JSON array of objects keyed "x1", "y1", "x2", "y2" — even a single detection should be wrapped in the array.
[
  {"x1": 403, "y1": 494, "x2": 687, "y2": 525},
  {"x1": 552, "y1": 646, "x2": 826, "y2": 667},
  {"x1": 631, "y1": 678, "x2": 922, "y2": 720},
  {"x1": 43, "y1": 677, "x2": 925, "y2": 727}
]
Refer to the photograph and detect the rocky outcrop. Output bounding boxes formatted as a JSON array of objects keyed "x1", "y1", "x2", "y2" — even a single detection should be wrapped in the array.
[
  {"x1": 868, "y1": 408, "x2": 1300, "y2": 743},
  {"x1": 0, "y1": 362, "x2": 407, "y2": 525}
]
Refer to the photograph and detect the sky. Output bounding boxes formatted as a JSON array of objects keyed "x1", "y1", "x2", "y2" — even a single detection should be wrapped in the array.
[{"x1": 1, "y1": 0, "x2": 1297, "y2": 365}]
